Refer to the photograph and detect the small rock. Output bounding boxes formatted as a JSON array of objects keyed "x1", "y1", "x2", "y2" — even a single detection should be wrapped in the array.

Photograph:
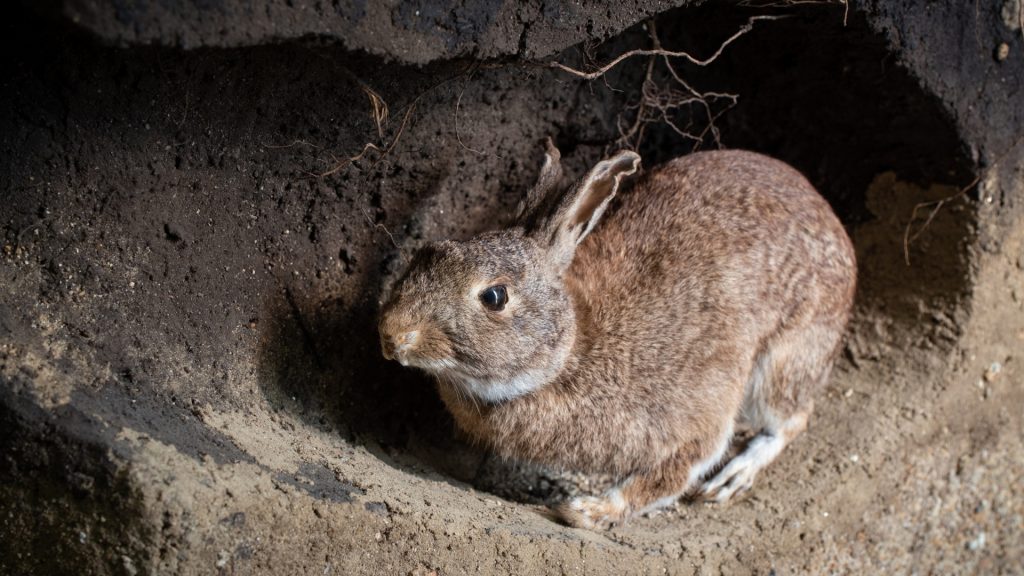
[
  {"x1": 216, "y1": 550, "x2": 230, "y2": 568},
  {"x1": 967, "y1": 532, "x2": 986, "y2": 551},
  {"x1": 996, "y1": 43, "x2": 1010, "y2": 61},
  {"x1": 983, "y1": 362, "x2": 1002, "y2": 382}
]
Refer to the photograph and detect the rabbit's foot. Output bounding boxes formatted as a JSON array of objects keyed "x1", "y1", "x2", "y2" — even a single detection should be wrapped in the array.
[
  {"x1": 556, "y1": 490, "x2": 628, "y2": 530},
  {"x1": 699, "y1": 432, "x2": 785, "y2": 502}
]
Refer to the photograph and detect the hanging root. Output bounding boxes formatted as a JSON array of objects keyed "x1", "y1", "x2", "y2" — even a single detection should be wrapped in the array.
[
  {"x1": 903, "y1": 135, "x2": 1024, "y2": 265},
  {"x1": 548, "y1": 15, "x2": 785, "y2": 80},
  {"x1": 315, "y1": 104, "x2": 415, "y2": 178},
  {"x1": 548, "y1": 15, "x2": 785, "y2": 151}
]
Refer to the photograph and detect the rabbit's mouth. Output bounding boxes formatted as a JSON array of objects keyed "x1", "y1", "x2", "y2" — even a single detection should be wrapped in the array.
[
  {"x1": 383, "y1": 337, "x2": 461, "y2": 375},
  {"x1": 403, "y1": 355, "x2": 459, "y2": 373}
]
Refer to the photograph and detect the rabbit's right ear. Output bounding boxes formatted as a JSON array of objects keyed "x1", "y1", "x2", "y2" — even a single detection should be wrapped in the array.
[{"x1": 519, "y1": 146, "x2": 640, "y2": 272}]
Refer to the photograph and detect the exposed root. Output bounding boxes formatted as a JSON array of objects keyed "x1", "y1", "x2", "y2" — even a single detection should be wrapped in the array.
[
  {"x1": 549, "y1": 15, "x2": 783, "y2": 152},
  {"x1": 361, "y1": 84, "x2": 389, "y2": 140},
  {"x1": 548, "y1": 15, "x2": 785, "y2": 80},
  {"x1": 902, "y1": 175, "x2": 981, "y2": 267},
  {"x1": 309, "y1": 69, "x2": 472, "y2": 179},
  {"x1": 455, "y1": 62, "x2": 488, "y2": 156},
  {"x1": 360, "y1": 206, "x2": 402, "y2": 258},
  {"x1": 618, "y1": 21, "x2": 743, "y2": 150},
  {"x1": 903, "y1": 136, "x2": 1024, "y2": 265},
  {"x1": 314, "y1": 103, "x2": 415, "y2": 178},
  {"x1": 737, "y1": 0, "x2": 847, "y2": 25}
]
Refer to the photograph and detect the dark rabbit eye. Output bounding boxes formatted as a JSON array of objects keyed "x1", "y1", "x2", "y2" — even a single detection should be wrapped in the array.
[{"x1": 479, "y1": 285, "x2": 508, "y2": 311}]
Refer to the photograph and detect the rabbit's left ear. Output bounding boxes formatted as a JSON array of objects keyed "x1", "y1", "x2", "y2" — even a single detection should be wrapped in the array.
[
  {"x1": 517, "y1": 138, "x2": 563, "y2": 220},
  {"x1": 524, "y1": 149, "x2": 640, "y2": 271}
]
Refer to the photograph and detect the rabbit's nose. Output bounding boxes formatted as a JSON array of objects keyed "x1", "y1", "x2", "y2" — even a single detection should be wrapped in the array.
[{"x1": 382, "y1": 330, "x2": 419, "y2": 363}]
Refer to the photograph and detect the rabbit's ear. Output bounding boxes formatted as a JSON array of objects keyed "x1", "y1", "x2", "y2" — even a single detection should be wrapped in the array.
[
  {"x1": 516, "y1": 138, "x2": 563, "y2": 219},
  {"x1": 524, "y1": 149, "x2": 640, "y2": 271}
]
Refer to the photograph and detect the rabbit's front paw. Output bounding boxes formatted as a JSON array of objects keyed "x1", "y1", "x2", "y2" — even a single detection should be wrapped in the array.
[{"x1": 556, "y1": 490, "x2": 628, "y2": 530}]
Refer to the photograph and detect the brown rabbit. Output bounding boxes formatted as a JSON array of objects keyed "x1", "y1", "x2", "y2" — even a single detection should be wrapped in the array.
[{"x1": 378, "y1": 140, "x2": 856, "y2": 529}]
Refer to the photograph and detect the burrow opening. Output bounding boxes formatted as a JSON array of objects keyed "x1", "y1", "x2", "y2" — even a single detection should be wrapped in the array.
[{"x1": 256, "y1": 4, "x2": 978, "y2": 503}]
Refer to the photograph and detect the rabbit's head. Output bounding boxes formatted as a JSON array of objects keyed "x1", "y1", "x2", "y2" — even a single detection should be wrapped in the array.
[{"x1": 379, "y1": 140, "x2": 640, "y2": 402}]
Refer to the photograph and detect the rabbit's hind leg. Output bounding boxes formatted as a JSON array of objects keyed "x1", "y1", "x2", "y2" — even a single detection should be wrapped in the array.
[
  {"x1": 698, "y1": 407, "x2": 809, "y2": 503},
  {"x1": 558, "y1": 440, "x2": 720, "y2": 530},
  {"x1": 557, "y1": 450, "x2": 693, "y2": 529},
  {"x1": 699, "y1": 321, "x2": 840, "y2": 503}
]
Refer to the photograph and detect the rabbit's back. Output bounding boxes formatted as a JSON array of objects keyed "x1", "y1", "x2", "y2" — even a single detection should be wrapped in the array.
[
  {"x1": 583, "y1": 150, "x2": 852, "y2": 298},
  {"x1": 563, "y1": 150, "x2": 855, "y2": 444}
]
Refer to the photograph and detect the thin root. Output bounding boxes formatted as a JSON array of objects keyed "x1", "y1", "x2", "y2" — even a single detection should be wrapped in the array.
[
  {"x1": 315, "y1": 104, "x2": 415, "y2": 178},
  {"x1": 902, "y1": 135, "x2": 1024, "y2": 265},
  {"x1": 548, "y1": 15, "x2": 785, "y2": 80},
  {"x1": 589, "y1": 19, "x2": 747, "y2": 151}
]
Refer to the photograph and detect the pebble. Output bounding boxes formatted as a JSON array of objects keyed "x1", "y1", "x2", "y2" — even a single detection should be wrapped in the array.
[
  {"x1": 996, "y1": 43, "x2": 1010, "y2": 61},
  {"x1": 983, "y1": 362, "x2": 1002, "y2": 382}
]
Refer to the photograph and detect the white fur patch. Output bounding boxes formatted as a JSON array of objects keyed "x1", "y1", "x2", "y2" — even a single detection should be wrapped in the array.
[
  {"x1": 455, "y1": 369, "x2": 549, "y2": 404},
  {"x1": 441, "y1": 330, "x2": 573, "y2": 404},
  {"x1": 700, "y1": 431, "x2": 786, "y2": 503}
]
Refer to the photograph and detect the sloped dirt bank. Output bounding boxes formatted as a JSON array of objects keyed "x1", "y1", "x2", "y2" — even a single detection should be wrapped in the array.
[{"x1": 2, "y1": 0, "x2": 1022, "y2": 573}]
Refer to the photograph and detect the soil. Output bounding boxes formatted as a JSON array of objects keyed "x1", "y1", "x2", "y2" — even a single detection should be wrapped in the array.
[{"x1": 1, "y1": 1, "x2": 1023, "y2": 574}]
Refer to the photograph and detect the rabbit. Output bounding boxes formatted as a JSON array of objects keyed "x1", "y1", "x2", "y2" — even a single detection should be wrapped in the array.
[{"x1": 378, "y1": 139, "x2": 856, "y2": 529}]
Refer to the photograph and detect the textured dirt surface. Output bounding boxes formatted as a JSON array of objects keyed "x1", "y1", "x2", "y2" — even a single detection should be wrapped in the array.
[
  {"x1": 2, "y1": 0, "x2": 1023, "y2": 574},
  {"x1": 43, "y1": 0, "x2": 692, "y2": 64}
]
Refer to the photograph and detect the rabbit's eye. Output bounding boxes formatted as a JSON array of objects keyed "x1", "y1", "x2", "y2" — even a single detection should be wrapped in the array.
[{"x1": 480, "y1": 285, "x2": 508, "y2": 311}]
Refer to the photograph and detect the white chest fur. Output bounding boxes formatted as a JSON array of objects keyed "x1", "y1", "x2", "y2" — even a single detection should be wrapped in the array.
[{"x1": 452, "y1": 369, "x2": 550, "y2": 404}]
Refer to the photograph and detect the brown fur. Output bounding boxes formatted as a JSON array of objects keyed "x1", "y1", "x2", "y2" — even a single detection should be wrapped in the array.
[{"x1": 379, "y1": 144, "x2": 856, "y2": 529}]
